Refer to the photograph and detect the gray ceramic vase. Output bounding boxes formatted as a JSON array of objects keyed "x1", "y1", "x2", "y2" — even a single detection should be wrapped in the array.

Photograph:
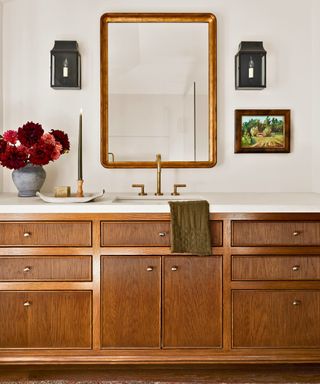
[{"x1": 12, "y1": 163, "x2": 46, "y2": 197}]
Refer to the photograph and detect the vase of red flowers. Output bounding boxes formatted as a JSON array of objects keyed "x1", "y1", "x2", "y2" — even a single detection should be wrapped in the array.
[{"x1": 0, "y1": 122, "x2": 70, "y2": 197}]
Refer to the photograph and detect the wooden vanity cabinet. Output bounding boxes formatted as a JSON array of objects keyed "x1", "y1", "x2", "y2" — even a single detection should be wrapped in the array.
[{"x1": 0, "y1": 213, "x2": 320, "y2": 365}]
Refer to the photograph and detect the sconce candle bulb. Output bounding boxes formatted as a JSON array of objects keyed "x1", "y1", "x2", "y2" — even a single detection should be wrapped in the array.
[
  {"x1": 63, "y1": 58, "x2": 69, "y2": 78},
  {"x1": 248, "y1": 56, "x2": 254, "y2": 79}
]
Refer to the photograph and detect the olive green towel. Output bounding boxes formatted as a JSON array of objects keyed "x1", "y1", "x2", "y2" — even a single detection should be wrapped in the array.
[{"x1": 169, "y1": 200, "x2": 211, "y2": 256}]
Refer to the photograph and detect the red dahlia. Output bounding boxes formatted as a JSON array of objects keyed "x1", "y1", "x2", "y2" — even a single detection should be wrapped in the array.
[
  {"x1": 28, "y1": 142, "x2": 54, "y2": 165},
  {"x1": 3, "y1": 130, "x2": 18, "y2": 144},
  {"x1": 50, "y1": 129, "x2": 70, "y2": 153},
  {"x1": 18, "y1": 122, "x2": 44, "y2": 148},
  {"x1": 1, "y1": 145, "x2": 27, "y2": 170}
]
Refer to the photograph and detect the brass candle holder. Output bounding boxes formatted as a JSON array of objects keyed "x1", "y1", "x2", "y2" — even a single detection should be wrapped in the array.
[{"x1": 76, "y1": 179, "x2": 84, "y2": 197}]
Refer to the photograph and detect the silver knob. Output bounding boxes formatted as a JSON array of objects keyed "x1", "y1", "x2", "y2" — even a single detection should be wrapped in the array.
[
  {"x1": 147, "y1": 267, "x2": 153, "y2": 272},
  {"x1": 292, "y1": 265, "x2": 300, "y2": 271},
  {"x1": 171, "y1": 266, "x2": 178, "y2": 271},
  {"x1": 293, "y1": 231, "x2": 300, "y2": 236},
  {"x1": 23, "y1": 301, "x2": 32, "y2": 307},
  {"x1": 292, "y1": 300, "x2": 301, "y2": 306},
  {"x1": 23, "y1": 266, "x2": 32, "y2": 272},
  {"x1": 159, "y1": 232, "x2": 166, "y2": 237},
  {"x1": 23, "y1": 232, "x2": 31, "y2": 238}
]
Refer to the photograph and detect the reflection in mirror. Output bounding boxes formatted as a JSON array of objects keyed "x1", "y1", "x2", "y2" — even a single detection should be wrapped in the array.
[
  {"x1": 100, "y1": 14, "x2": 217, "y2": 168},
  {"x1": 108, "y1": 23, "x2": 208, "y2": 162}
]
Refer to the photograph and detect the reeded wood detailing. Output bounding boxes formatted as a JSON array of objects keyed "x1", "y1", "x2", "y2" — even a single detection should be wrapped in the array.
[
  {"x1": 101, "y1": 221, "x2": 223, "y2": 247},
  {"x1": 0, "y1": 291, "x2": 92, "y2": 349},
  {"x1": 163, "y1": 256, "x2": 222, "y2": 348},
  {"x1": 232, "y1": 221, "x2": 320, "y2": 247},
  {"x1": 0, "y1": 222, "x2": 92, "y2": 247},
  {"x1": 232, "y1": 290, "x2": 320, "y2": 348},
  {"x1": 101, "y1": 256, "x2": 161, "y2": 348},
  {"x1": 232, "y1": 255, "x2": 320, "y2": 281},
  {"x1": 0, "y1": 256, "x2": 92, "y2": 281}
]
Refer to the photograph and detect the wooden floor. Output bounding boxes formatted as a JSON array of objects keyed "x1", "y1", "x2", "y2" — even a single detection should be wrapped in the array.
[{"x1": 0, "y1": 364, "x2": 320, "y2": 383}]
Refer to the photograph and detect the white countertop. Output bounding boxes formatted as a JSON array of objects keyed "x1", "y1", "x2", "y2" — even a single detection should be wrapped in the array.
[{"x1": 0, "y1": 192, "x2": 320, "y2": 213}]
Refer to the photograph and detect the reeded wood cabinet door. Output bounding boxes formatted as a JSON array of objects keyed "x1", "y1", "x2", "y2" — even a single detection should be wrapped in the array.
[
  {"x1": 0, "y1": 291, "x2": 92, "y2": 349},
  {"x1": 163, "y1": 256, "x2": 222, "y2": 348},
  {"x1": 101, "y1": 256, "x2": 161, "y2": 348}
]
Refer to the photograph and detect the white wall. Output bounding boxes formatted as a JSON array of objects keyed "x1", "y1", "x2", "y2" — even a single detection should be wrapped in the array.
[
  {"x1": 312, "y1": 0, "x2": 320, "y2": 192},
  {"x1": 0, "y1": 0, "x2": 315, "y2": 193},
  {"x1": 0, "y1": 1, "x2": 3, "y2": 192}
]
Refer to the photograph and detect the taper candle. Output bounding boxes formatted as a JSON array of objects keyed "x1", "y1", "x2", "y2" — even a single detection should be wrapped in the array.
[{"x1": 78, "y1": 109, "x2": 83, "y2": 180}]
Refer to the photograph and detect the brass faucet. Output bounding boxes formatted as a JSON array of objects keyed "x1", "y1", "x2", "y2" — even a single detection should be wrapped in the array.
[{"x1": 155, "y1": 153, "x2": 163, "y2": 196}]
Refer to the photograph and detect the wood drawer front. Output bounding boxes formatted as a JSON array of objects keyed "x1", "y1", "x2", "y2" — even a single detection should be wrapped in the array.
[
  {"x1": 101, "y1": 222, "x2": 170, "y2": 246},
  {"x1": 0, "y1": 221, "x2": 92, "y2": 247},
  {"x1": 232, "y1": 290, "x2": 320, "y2": 348},
  {"x1": 101, "y1": 221, "x2": 223, "y2": 247},
  {"x1": 232, "y1": 221, "x2": 320, "y2": 247},
  {"x1": 232, "y1": 255, "x2": 320, "y2": 281},
  {"x1": 0, "y1": 256, "x2": 92, "y2": 281},
  {"x1": 0, "y1": 291, "x2": 92, "y2": 349}
]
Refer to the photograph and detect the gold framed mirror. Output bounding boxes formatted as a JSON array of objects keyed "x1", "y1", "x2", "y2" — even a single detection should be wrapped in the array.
[{"x1": 100, "y1": 13, "x2": 217, "y2": 168}]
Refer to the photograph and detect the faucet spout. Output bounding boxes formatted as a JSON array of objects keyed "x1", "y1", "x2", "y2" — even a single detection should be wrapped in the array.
[{"x1": 155, "y1": 153, "x2": 163, "y2": 196}]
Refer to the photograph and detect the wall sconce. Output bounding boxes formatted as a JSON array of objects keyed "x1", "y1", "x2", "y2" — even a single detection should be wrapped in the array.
[
  {"x1": 50, "y1": 41, "x2": 81, "y2": 89},
  {"x1": 235, "y1": 41, "x2": 266, "y2": 90}
]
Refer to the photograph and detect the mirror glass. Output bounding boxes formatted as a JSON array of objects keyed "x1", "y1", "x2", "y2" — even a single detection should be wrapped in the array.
[{"x1": 100, "y1": 14, "x2": 217, "y2": 168}]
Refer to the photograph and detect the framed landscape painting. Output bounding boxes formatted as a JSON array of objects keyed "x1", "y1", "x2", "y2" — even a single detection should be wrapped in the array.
[{"x1": 234, "y1": 109, "x2": 291, "y2": 153}]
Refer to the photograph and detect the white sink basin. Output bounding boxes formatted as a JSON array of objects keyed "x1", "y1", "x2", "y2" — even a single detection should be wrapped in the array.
[{"x1": 112, "y1": 194, "x2": 204, "y2": 204}]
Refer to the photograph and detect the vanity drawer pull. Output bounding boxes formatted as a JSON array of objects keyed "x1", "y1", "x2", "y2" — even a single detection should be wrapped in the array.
[
  {"x1": 292, "y1": 300, "x2": 301, "y2": 306},
  {"x1": 171, "y1": 266, "x2": 178, "y2": 271},
  {"x1": 23, "y1": 266, "x2": 32, "y2": 273},
  {"x1": 159, "y1": 232, "x2": 166, "y2": 237},
  {"x1": 293, "y1": 231, "x2": 300, "y2": 236},
  {"x1": 23, "y1": 301, "x2": 32, "y2": 307},
  {"x1": 146, "y1": 266, "x2": 154, "y2": 272},
  {"x1": 23, "y1": 232, "x2": 31, "y2": 238},
  {"x1": 292, "y1": 265, "x2": 300, "y2": 272}
]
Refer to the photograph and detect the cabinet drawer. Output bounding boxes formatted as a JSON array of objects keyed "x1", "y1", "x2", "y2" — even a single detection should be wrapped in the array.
[
  {"x1": 232, "y1": 221, "x2": 320, "y2": 246},
  {"x1": 0, "y1": 221, "x2": 92, "y2": 247},
  {"x1": 0, "y1": 291, "x2": 92, "y2": 349},
  {"x1": 0, "y1": 256, "x2": 92, "y2": 281},
  {"x1": 101, "y1": 221, "x2": 223, "y2": 247},
  {"x1": 232, "y1": 255, "x2": 320, "y2": 281},
  {"x1": 232, "y1": 290, "x2": 320, "y2": 348}
]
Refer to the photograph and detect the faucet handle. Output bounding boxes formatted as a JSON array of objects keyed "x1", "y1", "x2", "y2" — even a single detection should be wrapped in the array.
[
  {"x1": 132, "y1": 184, "x2": 147, "y2": 196},
  {"x1": 171, "y1": 184, "x2": 187, "y2": 196}
]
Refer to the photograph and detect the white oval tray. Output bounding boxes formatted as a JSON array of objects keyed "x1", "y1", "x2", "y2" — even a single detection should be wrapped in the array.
[{"x1": 36, "y1": 190, "x2": 105, "y2": 203}]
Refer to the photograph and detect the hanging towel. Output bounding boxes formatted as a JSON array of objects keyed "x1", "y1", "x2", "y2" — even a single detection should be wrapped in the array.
[{"x1": 169, "y1": 200, "x2": 211, "y2": 256}]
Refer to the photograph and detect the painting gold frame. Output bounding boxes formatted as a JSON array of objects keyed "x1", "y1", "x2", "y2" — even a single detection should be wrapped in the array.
[{"x1": 100, "y1": 13, "x2": 217, "y2": 168}]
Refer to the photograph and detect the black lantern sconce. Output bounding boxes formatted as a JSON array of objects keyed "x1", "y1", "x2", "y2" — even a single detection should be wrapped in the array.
[
  {"x1": 50, "y1": 41, "x2": 81, "y2": 89},
  {"x1": 235, "y1": 41, "x2": 266, "y2": 90}
]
